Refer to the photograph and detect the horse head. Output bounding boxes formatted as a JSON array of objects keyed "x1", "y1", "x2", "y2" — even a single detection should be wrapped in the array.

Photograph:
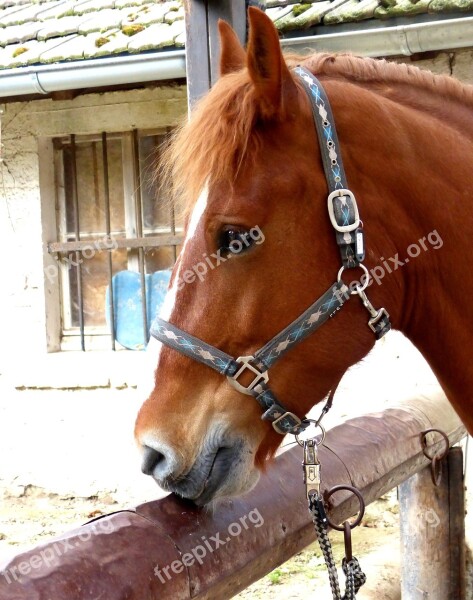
[{"x1": 134, "y1": 8, "x2": 388, "y2": 505}]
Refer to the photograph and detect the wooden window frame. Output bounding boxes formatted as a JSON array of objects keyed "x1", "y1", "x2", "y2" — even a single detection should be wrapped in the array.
[{"x1": 40, "y1": 129, "x2": 182, "y2": 352}]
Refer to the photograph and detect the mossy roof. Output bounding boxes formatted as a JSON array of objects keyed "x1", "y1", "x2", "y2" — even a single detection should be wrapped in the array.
[{"x1": 0, "y1": 0, "x2": 471, "y2": 70}]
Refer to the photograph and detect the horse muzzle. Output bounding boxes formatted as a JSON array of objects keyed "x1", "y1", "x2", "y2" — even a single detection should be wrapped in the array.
[{"x1": 140, "y1": 438, "x2": 256, "y2": 505}]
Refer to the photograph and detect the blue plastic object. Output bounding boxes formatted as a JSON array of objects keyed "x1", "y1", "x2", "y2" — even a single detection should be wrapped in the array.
[{"x1": 105, "y1": 270, "x2": 171, "y2": 350}]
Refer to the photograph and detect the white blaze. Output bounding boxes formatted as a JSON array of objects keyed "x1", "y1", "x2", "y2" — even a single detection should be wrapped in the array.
[
  {"x1": 140, "y1": 186, "x2": 209, "y2": 397},
  {"x1": 159, "y1": 186, "x2": 208, "y2": 321}
]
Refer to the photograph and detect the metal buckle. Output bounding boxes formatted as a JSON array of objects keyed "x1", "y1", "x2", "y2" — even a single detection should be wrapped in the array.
[
  {"x1": 327, "y1": 189, "x2": 360, "y2": 233},
  {"x1": 272, "y1": 411, "x2": 303, "y2": 435},
  {"x1": 368, "y1": 308, "x2": 390, "y2": 333},
  {"x1": 227, "y1": 356, "x2": 269, "y2": 396}
]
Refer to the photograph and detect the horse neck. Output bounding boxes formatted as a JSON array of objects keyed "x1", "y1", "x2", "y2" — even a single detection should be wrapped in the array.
[{"x1": 330, "y1": 77, "x2": 473, "y2": 429}]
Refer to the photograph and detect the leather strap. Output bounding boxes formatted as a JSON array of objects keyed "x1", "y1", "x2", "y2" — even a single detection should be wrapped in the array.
[
  {"x1": 150, "y1": 318, "x2": 239, "y2": 377},
  {"x1": 294, "y1": 66, "x2": 364, "y2": 269},
  {"x1": 253, "y1": 281, "x2": 349, "y2": 371}
]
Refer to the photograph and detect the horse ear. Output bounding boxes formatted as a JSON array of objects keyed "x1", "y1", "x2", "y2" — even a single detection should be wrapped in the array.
[
  {"x1": 218, "y1": 19, "x2": 246, "y2": 76},
  {"x1": 246, "y1": 7, "x2": 297, "y2": 119}
]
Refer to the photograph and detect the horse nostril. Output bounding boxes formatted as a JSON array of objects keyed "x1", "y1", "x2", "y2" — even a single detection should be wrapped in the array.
[{"x1": 141, "y1": 445, "x2": 164, "y2": 475}]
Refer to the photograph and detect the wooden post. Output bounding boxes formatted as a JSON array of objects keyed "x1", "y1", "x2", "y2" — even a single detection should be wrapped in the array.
[
  {"x1": 183, "y1": 0, "x2": 247, "y2": 109},
  {"x1": 399, "y1": 446, "x2": 465, "y2": 599}
]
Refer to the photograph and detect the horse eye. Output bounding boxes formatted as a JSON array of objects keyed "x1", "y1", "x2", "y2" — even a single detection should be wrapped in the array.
[{"x1": 218, "y1": 228, "x2": 253, "y2": 255}]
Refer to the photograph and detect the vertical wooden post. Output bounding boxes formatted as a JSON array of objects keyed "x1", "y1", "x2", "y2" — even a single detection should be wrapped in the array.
[
  {"x1": 448, "y1": 447, "x2": 466, "y2": 599},
  {"x1": 399, "y1": 447, "x2": 465, "y2": 599},
  {"x1": 183, "y1": 0, "x2": 247, "y2": 109}
]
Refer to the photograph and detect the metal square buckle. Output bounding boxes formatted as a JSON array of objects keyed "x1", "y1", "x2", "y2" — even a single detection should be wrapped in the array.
[
  {"x1": 368, "y1": 308, "x2": 390, "y2": 334},
  {"x1": 272, "y1": 411, "x2": 303, "y2": 435},
  {"x1": 327, "y1": 189, "x2": 360, "y2": 233},
  {"x1": 227, "y1": 356, "x2": 269, "y2": 396}
]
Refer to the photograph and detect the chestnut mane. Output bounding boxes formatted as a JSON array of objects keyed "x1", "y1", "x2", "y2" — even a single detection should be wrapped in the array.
[{"x1": 160, "y1": 52, "x2": 473, "y2": 216}]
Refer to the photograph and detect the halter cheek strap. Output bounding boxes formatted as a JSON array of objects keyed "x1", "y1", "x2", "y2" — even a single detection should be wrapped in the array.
[
  {"x1": 295, "y1": 66, "x2": 364, "y2": 270},
  {"x1": 149, "y1": 68, "x2": 391, "y2": 436}
]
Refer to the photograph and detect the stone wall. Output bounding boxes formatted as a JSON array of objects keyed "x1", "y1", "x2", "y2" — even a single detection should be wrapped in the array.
[{"x1": 394, "y1": 48, "x2": 473, "y2": 83}]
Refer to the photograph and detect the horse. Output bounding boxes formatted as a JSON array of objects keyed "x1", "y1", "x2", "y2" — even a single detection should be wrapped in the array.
[{"x1": 134, "y1": 7, "x2": 473, "y2": 506}]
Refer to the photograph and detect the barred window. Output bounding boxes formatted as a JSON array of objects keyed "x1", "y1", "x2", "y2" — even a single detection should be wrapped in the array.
[{"x1": 49, "y1": 130, "x2": 182, "y2": 351}]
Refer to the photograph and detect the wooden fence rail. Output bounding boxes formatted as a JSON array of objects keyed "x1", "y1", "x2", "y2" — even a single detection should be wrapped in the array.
[{"x1": 0, "y1": 390, "x2": 466, "y2": 600}]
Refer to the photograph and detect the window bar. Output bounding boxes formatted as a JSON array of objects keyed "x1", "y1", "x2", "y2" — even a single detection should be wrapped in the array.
[
  {"x1": 102, "y1": 132, "x2": 116, "y2": 351},
  {"x1": 132, "y1": 129, "x2": 149, "y2": 347},
  {"x1": 70, "y1": 134, "x2": 85, "y2": 351},
  {"x1": 166, "y1": 128, "x2": 178, "y2": 263}
]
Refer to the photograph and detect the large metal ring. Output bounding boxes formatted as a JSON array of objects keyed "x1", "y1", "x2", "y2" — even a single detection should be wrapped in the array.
[
  {"x1": 295, "y1": 420, "x2": 326, "y2": 447},
  {"x1": 420, "y1": 428, "x2": 450, "y2": 462},
  {"x1": 324, "y1": 485, "x2": 365, "y2": 531},
  {"x1": 337, "y1": 264, "x2": 370, "y2": 295}
]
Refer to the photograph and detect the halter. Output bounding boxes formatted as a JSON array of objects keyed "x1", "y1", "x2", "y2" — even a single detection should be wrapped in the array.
[{"x1": 150, "y1": 67, "x2": 391, "y2": 436}]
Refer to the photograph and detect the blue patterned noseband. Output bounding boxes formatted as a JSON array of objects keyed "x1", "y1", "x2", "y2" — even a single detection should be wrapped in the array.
[{"x1": 150, "y1": 68, "x2": 391, "y2": 436}]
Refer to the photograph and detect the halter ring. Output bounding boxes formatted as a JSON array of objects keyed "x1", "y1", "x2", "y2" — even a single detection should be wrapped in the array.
[
  {"x1": 295, "y1": 420, "x2": 326, "y2": 447},
  {"x1": 337, "y1": 263, "x2": 370, "y2": 295}
]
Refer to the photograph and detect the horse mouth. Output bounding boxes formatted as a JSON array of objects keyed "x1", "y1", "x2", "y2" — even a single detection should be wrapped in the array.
[
  {"x1": 161, "y1": 441, "x2": 248, "y2": 505},
  {"x1": 192, "y1": 446, "x2": 238, "y2": 505}
]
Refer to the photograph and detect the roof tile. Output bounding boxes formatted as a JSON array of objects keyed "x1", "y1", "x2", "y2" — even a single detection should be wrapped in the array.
[
  {"x1": 0, "y1": 20, "x2": 41, "y2": 45},
  {"x1": 37, "y1": 32, "x2": 78, "y2": 62},
  {"x1": 38, "y1": 31, "x2": 103, "y2": 61},
  {"x1": 266, "y1": 0, "x2": 297, "y2": 6},
  {"x1": 174, "y1": 28, "x2": 184, "y2": 47},
  {"x1": 324, "y1": 0, "x2": 379, "y2": 23},
  {"x1": 0, "y1": 1, "x2": 32, "y2": 22},
  {"x1": 38, "y1": 1, "x2": 89, "y2": 21},
  {"x1": 0, "y1": 1, "x2": 59, "y2": 26},
  {"x1": 84, "y1": 28, "x2": 129, "y2": 56},
  {"x1": 121, "y1": 2, "x2": 169, "y2": 26},
  {"x1": 83, "y1": 28, "x2": 120, "y2": 57},
  {"x1": 36, "y1": 15, "x2": 93, "y2": 41},
  {"x1": 0, "y1": 36, "x2": 58, "y2": 67},
  {"x1": 73, "y1": 0, "x2": 115, "y2": 15},
  {"x1": 113, "y1": 0, "x2": 154, "y2": 8},
  {"x1": 430, "y1": 0, "x2": 473, "y2": 11},
  {"x1": 0, "y1": 41, "x2": 26, "y2": 67},
  {"x1": 374, "y1": 0, "x2": 430, "y2": 18},
  {"x1": 77, "y1": 7, "x2": 130, "y2": 34},
  {"x1": 163, "y1": 3, "x2": 184, "y2": 23},
  {"x1": 127, "y1": 19, "x2": 181, "y2": 51},
  {"x1": 274, "y1": 0, "x2": 351, "y2": 29},
  {"x1": 266, "y1": 6, "x2": 295, "y2": 22}
]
